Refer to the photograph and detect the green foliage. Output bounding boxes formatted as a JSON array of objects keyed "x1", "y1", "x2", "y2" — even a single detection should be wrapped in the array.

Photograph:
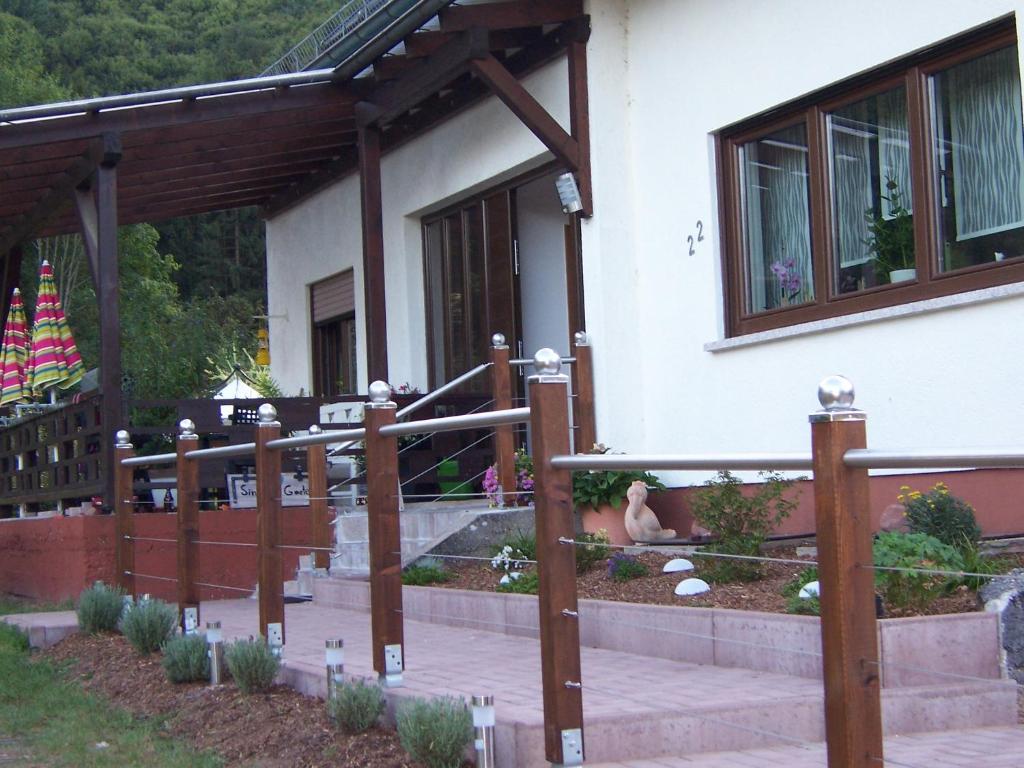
[
  {"x1": 119, "y1": 598, "x2": 177, "y2": 655},
  {"x1": 690, "y1": 471, "x2": 801, "y2": 582},
  {"x1": 0, "y1": 621, "x2": 29, "y2": 653},
  {"x1": 76, "y1": 582, "x2": 126, "y2": 634},
  {"x1": 0, "y1": 12, "x2": 65, "y2": 108},
  {"x1": 161, "y1": 634, "x2": 211, "y2": 684},
  {"x1": 328, "y1": 679, "x2": 386, "y2": 734},
  {"x1": 224, "y1": 638, "x2": 280, "y2": 694},
  {"x1": 606, "y1": 552, "x2": 648, "y2": 582},
  {"x1": 402, "y1": 564, "x2": 452, "y2": 587},
  {"x1": 786, "y1": 594, "x2": 821, "y2": 616},
  {"x1": 899, "y1": 483, "x2": 981, "y2": 552},
  {"x1": 873, "y1": 532, "x2": 965, "y2": 613},
  {"x1": 575, "y1": 530, "x2": 612, "y2": 575},
  {"x1": 950, "y1": 543, "x2": 1009, "y2": 591},
  {"x1": 865, "y1": 176, "x2": 915, "y2": 277},
  {"x1": 204, "y1": 344, "x2": 283, "y2": 398},
  {"x1": 781, "y1": 566, "x2": 819, "y2": 599},
  {"x1": 573, "y1": 469, "x2": 666, "y2": 509},
  {"x1": 396, "y1": 696, "x2": 473, "y2": 768},
  {"x1": 496, "y1": 571, "x2": 539, "y2": 595},
  {"x1": 491, "y1": 529, "x2": 537, "y2": 562}
]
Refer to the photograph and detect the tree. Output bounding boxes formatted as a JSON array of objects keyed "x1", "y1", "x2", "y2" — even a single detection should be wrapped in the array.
[{"x1": 0, "y1": 12, "x2": 65, "y2": 107}]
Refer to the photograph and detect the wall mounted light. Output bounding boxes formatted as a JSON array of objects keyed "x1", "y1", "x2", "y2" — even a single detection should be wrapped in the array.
[{"x1": 555, "y1": 172, "x2": 583, "y2": 214}]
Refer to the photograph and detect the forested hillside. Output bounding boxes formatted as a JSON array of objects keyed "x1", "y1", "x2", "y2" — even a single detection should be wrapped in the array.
[{"x1": 0, "y1": 0, "x2": 339, "y2": 399}]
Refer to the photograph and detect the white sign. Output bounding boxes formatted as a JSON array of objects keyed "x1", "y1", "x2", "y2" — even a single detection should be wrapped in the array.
[{"x1": 226, "y1": 473, "x2": 311, "y2": 509}]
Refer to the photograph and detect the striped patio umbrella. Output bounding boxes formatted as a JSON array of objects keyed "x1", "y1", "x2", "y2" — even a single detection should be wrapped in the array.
[
  {"x1": 25, "y1": 260, "x2": 84, "y2": 397},
  {"x1": 0, "y1": 288, "x2": 30, "y2": 406}
]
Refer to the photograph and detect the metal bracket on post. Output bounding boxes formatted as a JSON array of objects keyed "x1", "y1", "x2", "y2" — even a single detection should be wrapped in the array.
[
  {"x1": 383, "y1": 643, "x2": 403, "y2": 687},
  {"x1": 560, "y1": 729, "x2": 584, "y2": 766},
  {"x1": 267, "y1": 622, "x2": 283, "y2": 658},
  {"x1": 183, "y1": 607, "x2": 198, "y2": 635}
]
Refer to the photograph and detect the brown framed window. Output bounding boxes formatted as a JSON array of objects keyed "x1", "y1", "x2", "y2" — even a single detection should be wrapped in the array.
[
  {"x1": 718, "y1": 20, "x2": 1024, "y2": 336},
  {"x1": 311, "y1": 270, "x2": 357, "y2": 396}
]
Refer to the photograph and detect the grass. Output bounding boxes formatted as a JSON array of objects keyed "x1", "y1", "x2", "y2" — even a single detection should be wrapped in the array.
[
  {"x1": 0, "y1": 594, "x2": 74, "y2": 616},
  {"x1": 0, "y1": 605, "x2": 221, "y2": 767}
]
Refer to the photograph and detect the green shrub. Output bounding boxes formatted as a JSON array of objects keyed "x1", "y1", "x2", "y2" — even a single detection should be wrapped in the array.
[
  {"x1": 575, "y1": 529, "x2": 611, "y2": 574},
  {"x1": 781, "y1": 566, "x2": 819, "y2": 599},
  {"x1": 402, "y1": 563, "x2": 452, "y2": 586},
  {"x1": 161, "y1": 633, "x2": 210, "y2": 683},
  {"x1": 328, "y1": 678, "x2": 386, "y2": 733},
  {"x1": 572, "y1": 463, "x2": 666, "y2": 509},
  {"x1": 496, "y1": 570, "x2": 539, "y2": 594},
  {"x1": 690, "y1": 471, "x2": 801, "y2": 582},
  {"x1": 224, "y1": 637, "x2": 280, "y2": 694},
  {"x1": 396, "y1": 696, "x2": 472, "y2": 768},
  {"x1": 786, "y1": 594, "x2": 821, "y2": 616},
  {"x1": 899, "y1": 483, "x2": 981, "y2": 551},
  {"x1": 873, "y1": 531, "x2": 965, "y2": 612},
  {"x1": 119, "y1": 598, "x2": 177, "y2": 654},
  {"x1": 606, "y1": 552, "x2": 648, "y2": 582},
  {"x1": 0, "y1": 621, "x2": 29, "y2": 652},
  {"x1": 77, "y1": 582, "x2": 126, "y2": 634},
  {"x1": 492, "y1": 529, "x2": 537, "y2": 563}
]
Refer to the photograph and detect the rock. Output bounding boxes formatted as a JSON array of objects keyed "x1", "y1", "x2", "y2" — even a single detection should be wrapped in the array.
[
  {"x1": 674, "y1": 578, "x2": 710, "y2": 597},
  {"x1": 981, "y1": 569, "x2": 1024, "y2": 683},
  {"x1": 690, "y1": 522, "x2": 712, "y2": 541},
  {"x1": 798, "y1": 580, "x2": 820, "y2": 599},
  {"x1": 663, "y1": 558, "x2": 694, "y2": 573},
  {"x1": 499, "y1": 574, "x2": 510, "y2": 585},
  {"x1": 879, "y1": 503, "x2": 910, "y2": 533}
]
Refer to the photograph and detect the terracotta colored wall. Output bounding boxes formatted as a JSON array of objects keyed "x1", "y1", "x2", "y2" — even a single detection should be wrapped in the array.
[
  {"x1": 646, "y1": 468, "x2": 1024, "y2": 542},
  {"x1": 0, "y1": 507, "x2": 317, "y2": 603}
]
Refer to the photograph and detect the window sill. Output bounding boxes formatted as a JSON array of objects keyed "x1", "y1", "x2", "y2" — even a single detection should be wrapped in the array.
[{"x1": 704, "y1": 281, "x2": 1024, "y2": 353}]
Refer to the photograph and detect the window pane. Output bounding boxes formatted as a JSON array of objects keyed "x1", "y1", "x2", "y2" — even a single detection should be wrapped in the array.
[
  {"x1": 932, "y1": 46, "x2": 1024, "y2": 271},
  {"x1": 424, "y1": 221, "x2": 445, "y2": 388},
  {"x1": 464, "y1": 204, "x2": 488, "y2": 390},
  {"x1": 740, "y1": 123, "x2": 814, "y2": 313},
  {"x1": 444, "y1": 214, "x2": 466, "y2": 377},
  {"x1": 828, "y1": 86, "x2": 914, "y2": 292}
]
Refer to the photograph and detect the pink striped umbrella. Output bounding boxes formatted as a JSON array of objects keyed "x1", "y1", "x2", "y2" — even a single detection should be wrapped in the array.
[
  {"x1": 25, "y1": 260, "x2": 84, "y2": 397},
  {"x1": 0, "y1": 288, "x2": 30, "y2": 406}
]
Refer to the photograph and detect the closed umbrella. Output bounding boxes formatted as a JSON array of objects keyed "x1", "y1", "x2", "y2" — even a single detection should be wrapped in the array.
[
  {"x1": 25, "y1": 260, "x2": 84, "y2": 398},
  {"x1": 0, "y1": 288, "x2": 30, "y2": 406}
]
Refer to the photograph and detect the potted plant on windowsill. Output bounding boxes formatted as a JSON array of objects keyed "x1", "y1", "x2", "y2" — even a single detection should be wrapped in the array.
[
  {"x1": 865, "y1": 176, "x2": 916, "y2": 284},
  {"x1": 572, "y1": 444, "x2": 667, "y2": 545}
]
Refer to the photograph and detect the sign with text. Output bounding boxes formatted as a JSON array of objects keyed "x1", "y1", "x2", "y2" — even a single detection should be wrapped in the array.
[{"x1": 226, "y1": 473, "x2": 311, "y2": 509}]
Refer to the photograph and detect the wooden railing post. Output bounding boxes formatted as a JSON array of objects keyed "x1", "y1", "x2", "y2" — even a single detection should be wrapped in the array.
[
  {"x1": 490, "y1": 333, "x2": 516, "y2": 503},
  {"x1": 529, "y1": 349, "x2": 584, "y2": 766},
  {"x1": 571, "y1": 331, "x2": 596, "y2": 454},
  {"x1": 176, "y1": 419, "x2": 200, "y2": 632},
  {"x1": 363, "y1": 380, "x2": 404, "y2": 686},
  {"x1": 306, "y1": 424, "x2": 331, "y2": 570},
  {"x1": 809, "y1": 376, "x2": 883, "y2": 768},
  {"x1": 255, "y1": 404, "x2": 284, "y2": 643},
  {"x1": 113, "y1": 429, "x2": 135, "y2": 596}
]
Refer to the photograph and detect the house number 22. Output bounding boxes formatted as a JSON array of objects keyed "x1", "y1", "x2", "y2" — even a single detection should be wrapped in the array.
[{"x1": 686, "y1": 220, "x2": 705, "y2": 256}]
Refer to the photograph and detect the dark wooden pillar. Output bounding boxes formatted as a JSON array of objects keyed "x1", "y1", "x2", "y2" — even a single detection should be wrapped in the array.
[
  {"x1": 176, "y1": 420, "x2": 200, "y2": 631},
  {"x1": 306, "y1": 426, "x2": 331, "y2": 570},
  {"x1": 810, "y1": 378, "x2": 883, "y2": 768},
  {"x1": 490, "y1": 337, "x2": 516, "y2": 502},
  {"x1": 571, "y1": 333, "x2": 596, "y2": 454},
  {"x1": 0, "y1": 244, "x2": 23, "y2": 323},
  {"x1": 255, "y1": 405, "x2": 284, "y2": 642},
  {"x1": 529, "y1": 354, "x2": 584, "y2": 765},
  {"x1": 113, "y1": 431, "x2": 135, "y2": 596},
  {"x1": 363, "y1": 383, "x2": 403, "y2": 684},
  {"x1": 358, "y1": 122, "x2": 389, "y2": 384},
  {"x1": 567, "y1": 37, "x2": 592, "y2": 217},
  {"x1": 96, "y1": 159, "x2": 122, "y2": 510}
]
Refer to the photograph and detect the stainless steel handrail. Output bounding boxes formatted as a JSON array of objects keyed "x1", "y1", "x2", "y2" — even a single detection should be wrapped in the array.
[
  {"x1": 121, "y1": 452, "x2": 177, "y2": 467},
  {"x1": 394, "y1": 362, "x2": 492, "y2": 420},
  {"x1": 380, "y1": 407, "x2": 530, "y2": 438},
  {"x1": 550, "y1": 453, "x2": 814, "y2": 472},
  {"x1": 843, "y1": 447, "x2": 1024, "y2": 469},
  {"x1": 266, "y1": 427, "x2": 367, "y2": 451},
  {"x1": 509, "y1": 357, "x2": 576, "y2": 366},
  {"x1": 185, "y1": 442, "x2": 256, "y2": 460}
]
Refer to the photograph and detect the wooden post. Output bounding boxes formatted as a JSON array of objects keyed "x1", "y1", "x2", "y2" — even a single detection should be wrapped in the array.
[
  {"x1": 529, "y1": 350, "x2": 584, "y2": 765},
  {"x1": 306, "y1": 425, "x2": 331, "y2": 570},
  {"x1": 363, "y1": 380, "x2": 404, "y2": 685},
  {"x1": 176, "y1": 419, "x2": 200, "y2": 631},
  {"x1": 113, "y1": 430, "x2": 135, "y2": 595},
  {"x1": 490, "y1": 335, "x2": 516, "y2": 503},
  {"x1": 358, "y1": 121, "x2": 389, "y2": 383},
  {"x1": 571, "y1": 332, "x2": 596, "y2": 454},
  {"x1": 96, "y1": 160, "x2": 123, "y2": 511},
  {"x1": 809, "y1": 376, "x2": 883, "y2": 768},
  {"x1": 255, "y1": 404, "x2": 284, "y2": 643}
]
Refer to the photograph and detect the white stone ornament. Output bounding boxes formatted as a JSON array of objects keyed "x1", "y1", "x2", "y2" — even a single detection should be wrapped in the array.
[
  {"x1": 798, "y1": 580, "x2": 820, "y2": 599},
  {"x1": 499, "y1": 574, "x2": 510, "y2": 585},
  {"x1": 674, "y1": 578, "x2": 710, "y2": 596},
  {"x1": 662, "y1": 558, "x2": 694, "y2": 573}
]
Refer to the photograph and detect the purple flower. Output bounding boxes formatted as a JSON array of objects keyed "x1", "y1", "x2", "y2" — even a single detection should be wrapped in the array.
[{"x1": 770, "y1": 258, "x2": 802, "y2": 301}]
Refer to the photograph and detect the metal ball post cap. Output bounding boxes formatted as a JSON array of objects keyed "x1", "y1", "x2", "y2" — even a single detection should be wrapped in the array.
[
  {"x1": 308, "y1": 424, "x2": 323, "y2": 435},
  {"x1": 178, "y1": 418, "x2": 196, "y2": 436},
  {"x1": 491, "y1": 332, "x2": 506, "y2": 347},
  {"x1": 574, "y1": 331, "x2": 589, "y2": 346},
  {"x1": 818, "y1": 375, "x2": 855, "y2": 411},
  {"x1": 257, "y1": 403, "x2": 278, "y2": 423},
  {"x1": 115, "y1": 429, "x2": 131, "y2": 447},
  {"x1": 368, "y1": 380, "x2": 392, "y2": 403},
  {"x1": 533, "y1": 348, "x2": 562, "y2": 376}
]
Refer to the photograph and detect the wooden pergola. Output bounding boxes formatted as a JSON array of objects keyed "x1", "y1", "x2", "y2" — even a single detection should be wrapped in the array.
[{"x1": 0, "y1": 0, "x2": 592, "y2": 507}]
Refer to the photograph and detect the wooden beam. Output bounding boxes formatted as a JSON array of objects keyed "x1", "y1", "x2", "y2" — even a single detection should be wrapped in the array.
[
  {"x1": 260, "y1": 149, "x2": 359, "y2": 219},
  {"x1": 176, "y1": 429, "x2": 201, "y2": 631},
  {"x1": 96, "y1": 156, "x2": 122, "y2": 510},
  {"x1": 356, "y1": 28, "x2": 490, "y2": 127},
  {"x1": 306, "y1": 440, "x2": 331, "y2": 570},
  {"x1": 114, "y1": 439, "x2": 135, "y2": 596},
  {"x1": 405, "y1": 28, "x2": 545, "y2": 59},
  {"x1": 440, "y1": 0, "x2": 582, "y2": 32},
  {"x1": 255, "y1": 412, "x2": 285, "y2": 642},
  {"x1": 121, "y1": 172, "x2": 310, "y2": 206},
  {"x1": 0, "y1": 133, "x2": 120, "y2": 258},
  {"x1": 490, "y1": 342, "x2": 516, "y2": 500},
  {"x1": 359, "y1": 124, "x2": 388, "y2": 383},
  {"x1": 567, "y1": 37, "x2": 592, "y2": 216},
  {"x1": 74, "y1": 185, "x2": 100, "y2": 291},
  {"x1": 470, "y1": 54, "x2": 579, "y2": 170}
]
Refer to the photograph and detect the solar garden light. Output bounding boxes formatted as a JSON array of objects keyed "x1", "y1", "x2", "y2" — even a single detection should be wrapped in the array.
[
  {"x1": 472, "y1": 695, "x2": 496, "y2": 768},
  {"x1": 555, "y1": 172, "x2": 583, "y2": 214},
  {"x1": 325, "y1": 639, "x2": 345, "y2": 700},
  {"x1": 206, "y1": 621, "x2": 224, "y2": 685}
]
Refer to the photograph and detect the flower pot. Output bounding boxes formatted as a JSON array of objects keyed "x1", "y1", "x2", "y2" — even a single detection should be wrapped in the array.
[
  {"x1": 889, "y1": 268, "x2": 916, "y2": 283},
  {"x1": 579, "y1": 502, "x2": 631, "y2": 545}
]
